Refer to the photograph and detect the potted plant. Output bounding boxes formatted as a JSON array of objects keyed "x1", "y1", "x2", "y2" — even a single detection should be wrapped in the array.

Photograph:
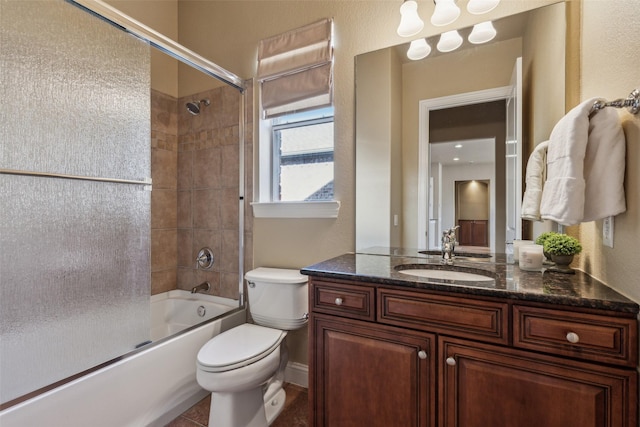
[
  {"x1": 543, "y1": 234, "x2": 582, "y2": 274},
  {"x1": 535, "y1": 231, "x2": 558, "y2": 263}
]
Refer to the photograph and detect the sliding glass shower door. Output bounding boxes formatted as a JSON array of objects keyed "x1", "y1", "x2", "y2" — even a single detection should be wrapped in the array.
[{"x1": 0, "y1": 0, "x2": 151, "y2": 404}]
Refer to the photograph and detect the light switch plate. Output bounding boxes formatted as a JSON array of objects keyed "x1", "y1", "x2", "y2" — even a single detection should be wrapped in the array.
[{"x1": 603, "y1": 216, "x2": 614, "y2": 248}]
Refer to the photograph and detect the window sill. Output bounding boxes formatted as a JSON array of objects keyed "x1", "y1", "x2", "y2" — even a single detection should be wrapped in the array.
[{"x1": 251, "y1": 201, "x2": 341, "y2": 219}]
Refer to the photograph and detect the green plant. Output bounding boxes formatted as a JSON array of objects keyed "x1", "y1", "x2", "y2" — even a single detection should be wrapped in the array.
[
  {"x1": 534, "y1": 231, "x2": 558, "y2": 246},
  {"x1": 543, "y1": 234, "x2": 582, "y2": 256}
]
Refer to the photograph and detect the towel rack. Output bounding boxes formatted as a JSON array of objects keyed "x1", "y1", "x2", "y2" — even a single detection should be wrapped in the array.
[{"x1": 590, "y1": 89, "x2": 640, "y2": 115}]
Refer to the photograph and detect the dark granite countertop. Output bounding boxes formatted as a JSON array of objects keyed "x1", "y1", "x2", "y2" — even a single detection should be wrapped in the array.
[{"x1": 300, "y1": 247, "x2": 639, "y2": 314}]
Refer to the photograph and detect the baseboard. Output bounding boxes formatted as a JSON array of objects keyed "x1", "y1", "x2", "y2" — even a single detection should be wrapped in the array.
[{"x1": 284, "y1": 362, "x2": 308, "y2": 388}]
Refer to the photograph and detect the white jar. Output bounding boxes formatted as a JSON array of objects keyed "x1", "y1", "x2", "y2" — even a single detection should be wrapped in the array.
[
  {"x1": 512, "y1": 240, "x2": 534, "y2": 262},
  {"x1": 519, "y1": 244, "x2": 544, "y2": 271}
]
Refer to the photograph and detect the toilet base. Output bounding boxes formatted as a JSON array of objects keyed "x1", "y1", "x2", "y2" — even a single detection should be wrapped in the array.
[
  {"x1": 208, "y1": 384, "x2": 286, "y2": 427},
  {"x1": 264, "y1": 384, "x2": 286, "y2": 425}
]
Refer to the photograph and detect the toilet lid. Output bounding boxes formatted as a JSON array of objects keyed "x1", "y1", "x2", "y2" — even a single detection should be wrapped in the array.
[
  {"x1": 197, "y1": 323, "x2": 286, "y2": 372},
  {"x1": 245, "y1": 267, "x2": 307, "y2": 284}
]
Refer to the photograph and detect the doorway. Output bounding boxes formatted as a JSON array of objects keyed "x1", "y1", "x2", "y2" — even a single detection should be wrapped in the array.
[{"x1": 456, "y1": 180, "x2": 490, "y2": 247}]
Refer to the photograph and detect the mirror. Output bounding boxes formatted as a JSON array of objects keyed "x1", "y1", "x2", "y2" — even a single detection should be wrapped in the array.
[{"x1": 355, "y1": 2, "x2": 567, "y2": 253}]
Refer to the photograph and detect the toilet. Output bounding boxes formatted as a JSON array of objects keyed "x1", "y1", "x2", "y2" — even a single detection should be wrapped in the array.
[{"x1": 196, "y1": 267, "x2": 308, "y2": 427}]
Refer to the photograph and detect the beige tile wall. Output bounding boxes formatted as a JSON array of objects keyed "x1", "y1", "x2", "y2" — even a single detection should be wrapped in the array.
[
  {"x1": 177, "y1": 84, "x2": 250, "y2": 299},
  {"x1": 151, "y1": 89, "x2": 179, "y2": 295},
  {"x1": 150, "y1": 84, "x2": 252, "y2": 299}
]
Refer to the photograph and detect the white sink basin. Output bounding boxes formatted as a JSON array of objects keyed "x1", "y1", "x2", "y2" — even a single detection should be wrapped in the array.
[{"x1": 397, "y1": 268, "x2": 494, "y2": 282}]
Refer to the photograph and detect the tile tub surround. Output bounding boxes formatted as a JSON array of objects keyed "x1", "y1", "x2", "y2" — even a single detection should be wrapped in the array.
[
  {"x1": 150, "y1": 82, "x2": 254, "y2": 299},
  {"x1": 300, "y1": 250, "x2": 639, "y2": 313}
]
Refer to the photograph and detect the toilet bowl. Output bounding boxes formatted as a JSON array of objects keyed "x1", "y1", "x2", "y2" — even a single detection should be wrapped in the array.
[{"x1": 196, "y1": 268, "x2": 308, "y2": 427}]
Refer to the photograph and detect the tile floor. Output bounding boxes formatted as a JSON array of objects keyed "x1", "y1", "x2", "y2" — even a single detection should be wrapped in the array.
[{"x1": 165, "y1": 383, "x2": 308, "y2": 427}]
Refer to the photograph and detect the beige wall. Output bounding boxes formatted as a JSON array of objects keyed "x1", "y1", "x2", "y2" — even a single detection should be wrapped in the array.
[
  {"x1": 106, "y1": 0, "x2": 179, "y2": 96},
  {"x1": 523, "y1": 3, "x2": 566, "y2": 152},
  {"x1": 355, "y1": 48, "x2": 402, "y2": 249},
  {"x1": 574, "y1": 0, "x2": 640, "y2": 303}
]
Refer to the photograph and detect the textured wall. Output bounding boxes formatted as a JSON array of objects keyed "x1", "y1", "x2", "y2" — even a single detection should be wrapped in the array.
[{"x1": 575, "y1": 0, "x2": 640, "y2": 303}]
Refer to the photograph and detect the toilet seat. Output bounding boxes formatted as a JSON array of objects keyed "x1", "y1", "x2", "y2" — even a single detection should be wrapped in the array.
[{"x1": 197, "y1": 323, "x2": 286, "y2": 373}]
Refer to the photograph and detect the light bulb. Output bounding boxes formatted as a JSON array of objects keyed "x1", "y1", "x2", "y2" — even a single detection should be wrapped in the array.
[
  {"x1": 431, "y1": 0, "x2": 460, "y2": 27},
  {"x1": 397, "y1": 0, "x2": 425, "y2": 38},
  {"x1": 437, "y1": 30, "x2": 463, "y2": 52},
  {"x1": 467, "y1": 0, "x2": 500, "y2": 15},
  {"x1": 468, "y1": 21, "x2": 496, "y2": 44},
  {"x1": 407, "y1": 38, "x2": 431, "y2": 60}
]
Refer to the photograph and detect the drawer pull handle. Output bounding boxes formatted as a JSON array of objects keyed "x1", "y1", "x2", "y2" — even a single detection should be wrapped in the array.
[
  {"x1": 418, "y1": 350, "x2": 427, "y2": 360},
  {"x1": 446, "y1": 356, "x2": 456, "y2": 366},
  {"x1": 566, "y1": 332, "x2": 580, "y2": 344},
  {"x1": 335, "y1": 297, "x2": 343, "y2": 306}
]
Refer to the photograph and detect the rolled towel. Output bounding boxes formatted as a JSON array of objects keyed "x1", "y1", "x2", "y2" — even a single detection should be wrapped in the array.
[{"x1": 521, "y1": 140, "x2": 548, "y2": 221}]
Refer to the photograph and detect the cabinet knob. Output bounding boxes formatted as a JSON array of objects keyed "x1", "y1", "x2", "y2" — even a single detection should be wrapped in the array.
[
  {"x1": 566, "y1": 332, "x2": 580, "y2": 344},
  {"x1": 335, "y1": 297, "x2": 343, "y2": 306},
  {"x1": 418, "y1": 350, "x2": 427, "y2": 360},
  {"x1": 446, "y1": 356, "x2": 456, "y2": 366}
]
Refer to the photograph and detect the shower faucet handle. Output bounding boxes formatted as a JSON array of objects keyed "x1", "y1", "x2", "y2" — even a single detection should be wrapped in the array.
[{"x1": 196, "y1": 247, "x2": 214, "y2": 270}]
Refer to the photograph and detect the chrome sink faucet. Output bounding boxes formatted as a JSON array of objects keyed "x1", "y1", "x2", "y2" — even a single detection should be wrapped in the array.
[
  {"x1": 441, "y1": 226, "x2": 460, "y2": 265},
  {"x1": 191, "y1": 281, "x2": 211, "y2": 294}
]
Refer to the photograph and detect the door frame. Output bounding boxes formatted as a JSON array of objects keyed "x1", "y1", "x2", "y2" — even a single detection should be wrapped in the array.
[{"x1": 417, "y1": 86, "x2": 511, "y2": 249}]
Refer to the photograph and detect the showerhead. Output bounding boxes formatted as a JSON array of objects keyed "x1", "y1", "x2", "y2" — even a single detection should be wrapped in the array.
[{"x1": 186, "y1": 99, "x2": 210, "y2": 115}]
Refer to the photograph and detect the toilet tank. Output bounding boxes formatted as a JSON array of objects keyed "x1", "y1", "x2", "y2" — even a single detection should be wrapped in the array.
[{"x1": 244, "y1": 267, "x2": 308, "y2": 330}]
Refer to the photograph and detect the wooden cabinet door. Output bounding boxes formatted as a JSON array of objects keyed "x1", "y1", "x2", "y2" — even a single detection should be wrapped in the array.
[
  {"x1": 471, "y1": 220, "x2": 487, "y2": 246},
  {"x1": 457, "y1": 220, "x2": 487, "y2": 246},
  {"x1": 439, "y1": 337, "x2": 638, "y2": 427},
  {"x1": 310, "y1": 314, "x2": 435, "y2": 427},
  {"x1": 457, "y1": 220, "x2": 474, "y2": 246}
]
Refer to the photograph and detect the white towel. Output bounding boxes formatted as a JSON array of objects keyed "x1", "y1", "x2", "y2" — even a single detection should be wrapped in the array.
[
  {"x1": 521, "y1": 140, "x2": 548, "y2": 222},
  {"x1": 540, "y1": 98, "x2": 626, "y2": 225},
  {"x1": 583, "y1": 106, "x2": 626, "y2": 221},
  {"x1": 540, "y1": 98, "x2": 594, "y2": 225}
]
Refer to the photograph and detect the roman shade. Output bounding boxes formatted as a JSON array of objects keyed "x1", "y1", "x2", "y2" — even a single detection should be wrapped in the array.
[{"x1": 257, "y1": 18, "x2": 334, "y2": 118}]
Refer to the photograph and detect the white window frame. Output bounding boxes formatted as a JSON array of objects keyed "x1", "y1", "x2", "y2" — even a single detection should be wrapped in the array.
[{"x1": 252, "y1": 104, "x2": 340, "y2": 219}]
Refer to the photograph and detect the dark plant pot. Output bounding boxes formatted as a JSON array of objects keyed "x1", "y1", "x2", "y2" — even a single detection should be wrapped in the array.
[
  {"x1": 548, "y1": 254, "x2": 575, "y2": 274},
  {"x1": 543, "y1": 251, "x2": 554, "y2": 265}
]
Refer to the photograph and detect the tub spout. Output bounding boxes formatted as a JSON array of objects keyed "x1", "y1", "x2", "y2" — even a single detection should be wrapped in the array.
[{"x1": 191, "y1": 281, "x2": 211, "y2": 294}]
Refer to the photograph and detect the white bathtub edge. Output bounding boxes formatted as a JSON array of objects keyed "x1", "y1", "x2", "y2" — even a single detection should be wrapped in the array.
[{"x1": 0, "y1": 307, "x2": 246, "y2": 427}]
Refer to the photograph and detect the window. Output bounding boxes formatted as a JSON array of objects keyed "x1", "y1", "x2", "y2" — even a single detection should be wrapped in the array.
[
  {"x1": 272, "y1": 107, "x2": 334, "y2": 202},
  {"x1": 253, "y1": 18, "x2": 339, "y2": 218}
]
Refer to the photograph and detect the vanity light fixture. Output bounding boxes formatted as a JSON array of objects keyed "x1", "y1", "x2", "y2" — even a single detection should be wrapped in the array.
[
  {"x1": 467, "y1": 0, "x2": 500, "y2": 15},
  {"x1": 431, "y1": 0, "x2": 460, "y2": 27},
  {"x1": 407, "y1": 38, "x2": 432, "y2": 60},
  {"x1": 468, "y1": 21, "x2": 496, "y2": 44},
  {"x1": 437, "y1": 30, "x2": 463, "y2": 52},
  {"x1": 397, "y1": 0, "x2": 425, "y2": 37}
]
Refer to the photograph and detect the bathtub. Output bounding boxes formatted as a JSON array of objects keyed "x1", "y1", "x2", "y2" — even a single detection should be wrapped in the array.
[
  {"x1": 150, "y1": 290, "x2": 242, "y2": 342},
  {"x1": 0, "y1": 290, "x2": 245, "y2": 427}
]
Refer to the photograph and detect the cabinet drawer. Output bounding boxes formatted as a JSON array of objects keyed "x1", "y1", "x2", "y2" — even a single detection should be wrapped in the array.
[
  {"x1": 378, "y1": 288, "x2": 508, "y2": 345},
  {"x1": 513, "y1": 305, "x2": 638, "y2": 367},
  {"x1": 311, "y1": 280, "x2": 375, "y2": 321}
]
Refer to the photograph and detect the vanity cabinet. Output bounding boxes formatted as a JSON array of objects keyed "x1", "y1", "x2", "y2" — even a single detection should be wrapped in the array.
[
  {"x1": 312, "y1": 315, "x2": 435, "y2": 427},
  {"x1": 440, "y1": 337, "x2": 635, "y2": 427},
  {"x1": 308, "y1": 277, "x2": 638, "y2": 427}
]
